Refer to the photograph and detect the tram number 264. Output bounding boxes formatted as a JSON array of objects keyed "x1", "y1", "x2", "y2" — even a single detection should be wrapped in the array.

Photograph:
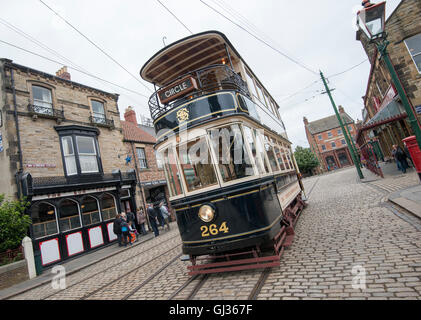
[{"x1": 200, "y1": 222, "x2": 229, "y2": 237}]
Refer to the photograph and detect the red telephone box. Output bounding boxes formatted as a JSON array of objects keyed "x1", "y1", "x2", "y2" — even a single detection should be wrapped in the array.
[{"x1": 402, "y1": 136, "x2": 421, "y2": 180}]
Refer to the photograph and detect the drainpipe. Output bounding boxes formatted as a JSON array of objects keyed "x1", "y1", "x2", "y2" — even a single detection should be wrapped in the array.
[{"x1": 11, "y1": 68, "x2": 24, "y2": 198}]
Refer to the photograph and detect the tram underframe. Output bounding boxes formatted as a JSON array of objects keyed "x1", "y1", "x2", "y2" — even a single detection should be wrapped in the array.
[{"x1": 187, "y1": 194, "x2": 306, "y2": 275}]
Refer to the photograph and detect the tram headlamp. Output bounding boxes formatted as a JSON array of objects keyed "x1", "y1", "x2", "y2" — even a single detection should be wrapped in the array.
[{"x1": 198, "y1": 204, "x2": 215, "y2": 222}]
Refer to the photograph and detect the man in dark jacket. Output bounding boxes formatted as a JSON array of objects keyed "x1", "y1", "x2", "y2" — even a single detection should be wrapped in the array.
[
  {"x1": 147, "y1": 203, "x2": 159, "y2": 237},
  {"x1": 113, "y1": 214, "x2": 124, "y2": 246}
]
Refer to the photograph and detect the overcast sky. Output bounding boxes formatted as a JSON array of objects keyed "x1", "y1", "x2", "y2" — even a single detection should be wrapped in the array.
[{"x1": 1, "y1": 0, "x2": 402, "y2": 149}]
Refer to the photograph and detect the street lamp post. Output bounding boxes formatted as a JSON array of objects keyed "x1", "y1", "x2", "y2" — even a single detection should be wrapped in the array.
[{"x1": 356, "y1": 1, "x2": 421, "y2": 151}]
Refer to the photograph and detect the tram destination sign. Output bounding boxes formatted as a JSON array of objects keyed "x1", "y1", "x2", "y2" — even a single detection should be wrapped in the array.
[{"x1": 157, "y1": 76, "x2": 198, "y2": 104}]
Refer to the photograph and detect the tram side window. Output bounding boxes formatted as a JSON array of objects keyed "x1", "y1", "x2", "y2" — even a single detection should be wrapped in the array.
[
  {"x1": 254, "y1": 129, "x2": 271, "y2": 173},
  {"x1": 243, "y1": 126, "x2": 266, "y2": 175},
  {"x1": 245, "y1": 70, "x2": 259, "y2": 101},
  {"x1": 177, "y1": 138, "x2": 218, "y2": 192},
  {"x1": 282, "y1": 148, "x2": 291, "y2": 170},
  {"x1": 209, "y1": 124, "x2": 254, "y2": 183},
  {"x1": 264, "y1": 136, "x2": 279, "y2": 172},
  {"x1": 274, "y1": 145, "x2": 285, "y2": 171},
  {"x1": 161, "y1": 147, "x2": 184, "y2": 197}
]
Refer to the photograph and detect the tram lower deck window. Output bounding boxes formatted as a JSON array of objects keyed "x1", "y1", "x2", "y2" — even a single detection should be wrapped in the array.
[
  {"x1": 209, "y1": 124, "x2": 254, "y2": 182},
  {"x1": 176, "y1": 138, "x2": 218, "y2": 192}
]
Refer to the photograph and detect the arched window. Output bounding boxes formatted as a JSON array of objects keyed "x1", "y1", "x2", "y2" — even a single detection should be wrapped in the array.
[
  {"x1": 101, "y1": 193, "x2": 117, "y2": 221},
  {"x1": 31, "y1": 202, "x2": 58, "y2": 239},
  {"x1": 81, "y1": 196, "x2": 101, "y2": 226},
  {"x1": 58, "y1": 199, "x2": 81, "y2": 232}
]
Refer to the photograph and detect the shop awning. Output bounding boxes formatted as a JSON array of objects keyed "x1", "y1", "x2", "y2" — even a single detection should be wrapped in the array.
[{"x1": 361, "y1": 98, "x2": 407, "y2": 131}]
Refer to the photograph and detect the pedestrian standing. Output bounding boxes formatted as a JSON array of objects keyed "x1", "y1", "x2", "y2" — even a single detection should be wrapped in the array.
[
  {"x1": 126, "y1": 210, "x2": 136, "y2": 229},
  {"x1": 403, "y1": 142, "x2": 413, "y2": 167},
  {"x1": 136, "y1": 208, "x2": 147, "y2": 235},
  {"x1": 392, "y1": 144, "x2": 408, "y2": 174},
  {"x1": 159, "y1": 202, "x2": 171, "y2": 230},
  {"x1": 120, "y1": 215, "x2": 130, "y2": 246},
  {"x1": 147, "y1": 203, "x2": 159, "y2": 237},
  {"x1": 113, "y1": 213, "x2": 124, "y2": 247}
]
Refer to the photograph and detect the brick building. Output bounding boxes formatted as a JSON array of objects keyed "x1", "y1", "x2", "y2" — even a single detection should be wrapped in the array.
[
  {"x1": 355, "y1": 0, "x2": 421, "y2": 159},
  {"x1": 304, "y1": 106, "x2": 357, "y2": 173},
  {"x1": 121, "y1": 107, "x2": 172, "y2": 218},
  {"x1": 0, "y1": 59, "x2": 137, "y2": 267}
]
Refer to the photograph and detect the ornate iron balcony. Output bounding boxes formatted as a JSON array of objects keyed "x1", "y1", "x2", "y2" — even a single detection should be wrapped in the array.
[
  {"x1": 27, "y1": 104, "x2": 64, "y2": 120},
  {"x1": 89, "y1": 115, "x2": 115, "y2": 128},
  {"x1": 148, "y1": 64, "x2": 250, "y2": 121}
]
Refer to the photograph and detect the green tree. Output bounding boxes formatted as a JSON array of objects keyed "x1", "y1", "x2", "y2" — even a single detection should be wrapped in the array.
[
  {"x1": 0, "y1": 194, "x2": 31, "y2": 252},
  {"x1": 294, "y1": 146, "x2": 319, "y2": 175}
]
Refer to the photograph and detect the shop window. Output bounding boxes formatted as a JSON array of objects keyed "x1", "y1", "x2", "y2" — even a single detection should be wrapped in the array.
[
  {"x1": 209, "y1": 124, "x2": 254, "y2": 183},
  {"x1": 177, "y1": 137, "x2": 218, "y2": 191},
  {"x1": 161, "y1": 147, "x2": 184, "y2": 197},
  {"x1": 32, "y1": 85, "x2": 53, "y2": 115},
  {"x1": 101, "y1": 193, "x2": 117, "y2": 221},
  {"x1": 81, "y1": 196, "x2": 101, "y2": 226},
  {"x1": 58, "y1": 199, "x2": 81, "y2": 232},
  {"x1": 31, "y1": 202, "x2": 58, "y2": 239}
]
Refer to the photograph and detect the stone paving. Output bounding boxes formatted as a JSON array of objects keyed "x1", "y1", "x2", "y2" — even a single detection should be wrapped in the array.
[{"x1": 8, "y1": 167, "x2": 421, "y2": 300}]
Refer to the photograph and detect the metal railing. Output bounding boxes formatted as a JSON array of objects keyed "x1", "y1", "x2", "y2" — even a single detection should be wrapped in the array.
[
  {"x1": 148, "y1": 64, "x2": 250, "y2": 121},
  {"x1": 89, "y1": 115, "x2": 115, "y2": 128},
  {"x1": 28, "y1": 104, "x2": 64, "y2": 119}
]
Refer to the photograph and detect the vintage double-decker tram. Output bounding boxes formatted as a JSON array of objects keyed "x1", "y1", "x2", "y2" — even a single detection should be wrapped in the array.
[{"x1": 140, "y1": 31, "x2": 306, "y2": 275}]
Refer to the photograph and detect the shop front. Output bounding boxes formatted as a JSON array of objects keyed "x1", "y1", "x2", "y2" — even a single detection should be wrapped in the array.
[{"x1": 20, "y1": 170, "x2": 137, "y2": 268}]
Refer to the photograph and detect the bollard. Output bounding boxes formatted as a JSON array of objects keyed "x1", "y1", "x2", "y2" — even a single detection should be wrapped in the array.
[{"x1": 22, "y1": 236, "x2": 36, "y2": 279}]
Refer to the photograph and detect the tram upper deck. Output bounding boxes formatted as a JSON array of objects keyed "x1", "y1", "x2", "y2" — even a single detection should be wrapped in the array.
[{"x1": 140, "y1": 31, "x2": 289, "y2": 145}]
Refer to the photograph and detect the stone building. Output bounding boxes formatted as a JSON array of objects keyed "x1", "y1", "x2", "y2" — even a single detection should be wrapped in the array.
[
  {"x1": 304, "y1": 106, "x2": 357, "y2": 173},
  {"x1": 0, "y1": 59, "x2": 137, "y2": 267},
  {"x1": 356, "y1": 0, "x2": 421, "y2": 159},
  {"x1": 121, "y1": 107, "x2": 172, "y2": 218}
]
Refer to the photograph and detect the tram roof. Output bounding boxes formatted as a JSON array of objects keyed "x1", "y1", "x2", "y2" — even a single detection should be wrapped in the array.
[{"x1": 140, "y1": 31, "x2": 241, "y2": 87}]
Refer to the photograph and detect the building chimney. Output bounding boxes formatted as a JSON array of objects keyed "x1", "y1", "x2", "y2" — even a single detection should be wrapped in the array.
[
  {"x1": 124, "y1": 106, "x2": 138, "y2": 125},
  {"x1": 303, "y1": 116, "x2": 308, "y2": 125},
  {"x1": 56, "y1": 66, "x2": 71, "y2": 81},
  {"x1": 338, "y1": 105, "x2": 345, "y2": 114}
]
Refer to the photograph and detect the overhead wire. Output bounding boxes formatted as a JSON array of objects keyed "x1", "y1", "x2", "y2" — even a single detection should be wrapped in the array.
[
  {"x1": 198, "y1": 0, "x2": 319, "y2": 76},
  {"x1": 38, "y1": 0, "x2": 153, "y2": 94},
  {"x1": 0, "y1": 39, "x2": 151, "y2": 103},
  {"x1": 155, "y1": 0, "x2": 193, "y2": 35}
]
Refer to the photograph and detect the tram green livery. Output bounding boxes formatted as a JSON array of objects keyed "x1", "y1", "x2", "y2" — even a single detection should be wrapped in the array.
[{"x1": 140, "y1": 31, "x2": 306, "y2": 270}]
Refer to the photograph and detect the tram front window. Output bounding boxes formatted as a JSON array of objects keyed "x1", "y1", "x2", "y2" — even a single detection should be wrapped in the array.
[
  {"x1": 176, "y1": 138, "x2": 218, "y2": 192},
  {"x1": 209, "y1": 124, "x2": 254, "y2": 183}
]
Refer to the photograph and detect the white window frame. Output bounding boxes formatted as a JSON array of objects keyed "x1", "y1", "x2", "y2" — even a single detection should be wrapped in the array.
[
  {"x1": 136, "y1": 147, "x2": 148, "y2": 169},
  {"x1": 76, "y1": 136, "x2": 99, "y2": 174},
  {"x1": 404, "y1": 33, "x2": 421, "y2": 74}
]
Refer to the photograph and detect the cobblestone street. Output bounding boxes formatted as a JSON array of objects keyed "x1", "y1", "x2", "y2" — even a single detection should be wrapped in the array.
[{"x1": 7, "y1": 167, "x2": 421, "y2": 300}]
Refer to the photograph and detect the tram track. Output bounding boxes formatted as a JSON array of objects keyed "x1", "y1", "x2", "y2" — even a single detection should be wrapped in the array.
[{"x1": 6, "y1": 233, "x2": 180, "y2": 300}]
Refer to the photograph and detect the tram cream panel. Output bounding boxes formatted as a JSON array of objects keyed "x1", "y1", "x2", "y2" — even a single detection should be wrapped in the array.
[{"x1": 278, "y1": 181, "x2": 301, "y2": 211}]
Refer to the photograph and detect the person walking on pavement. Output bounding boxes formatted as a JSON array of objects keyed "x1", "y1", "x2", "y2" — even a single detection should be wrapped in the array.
[
  {"x1": 392, "y1": 144, "x2": 408, "y2": 174},
  {"x1": 113, "y1": 213, "x2": 124, "y2": 247},
  {"x1": 136, "y1": 208, "x2": 147, "y2": 235},
  {"x1": 159, "y1": 202, "x2": 171, "y2": 231},
  {"x1": 147, "y1": 203, "x2": 159, "y2": 237},
  {"x1": 403, "y1": 142, "x2": 414, "y2": 167}
]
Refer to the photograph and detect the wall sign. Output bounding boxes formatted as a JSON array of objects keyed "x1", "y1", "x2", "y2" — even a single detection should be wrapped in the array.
[
  {"x1": 157, "y1": 76, "x2": 198, "y2": 104},
  {"x1": 0, "y1": 133, "x2": 3, "y2": 153},
  {"x1": 379, "y1": 84, "x2": 397, "y2": 111},
  {"x1": 25, "y1": 164, "x2": 56, "y2": 168},
  {"x1": 416, "y1": 105, "x2": 421, "y2": 114}
]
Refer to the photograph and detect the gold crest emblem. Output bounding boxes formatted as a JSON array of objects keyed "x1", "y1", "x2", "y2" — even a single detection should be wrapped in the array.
[{"x1": 176, "y1": 108, "x2": 189, "y2": 123}]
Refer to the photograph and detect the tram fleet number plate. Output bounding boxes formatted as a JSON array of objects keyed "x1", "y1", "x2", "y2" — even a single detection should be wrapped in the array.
[{"x1": 200, "y1": 222, "x2": 229, "y2": 237}]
